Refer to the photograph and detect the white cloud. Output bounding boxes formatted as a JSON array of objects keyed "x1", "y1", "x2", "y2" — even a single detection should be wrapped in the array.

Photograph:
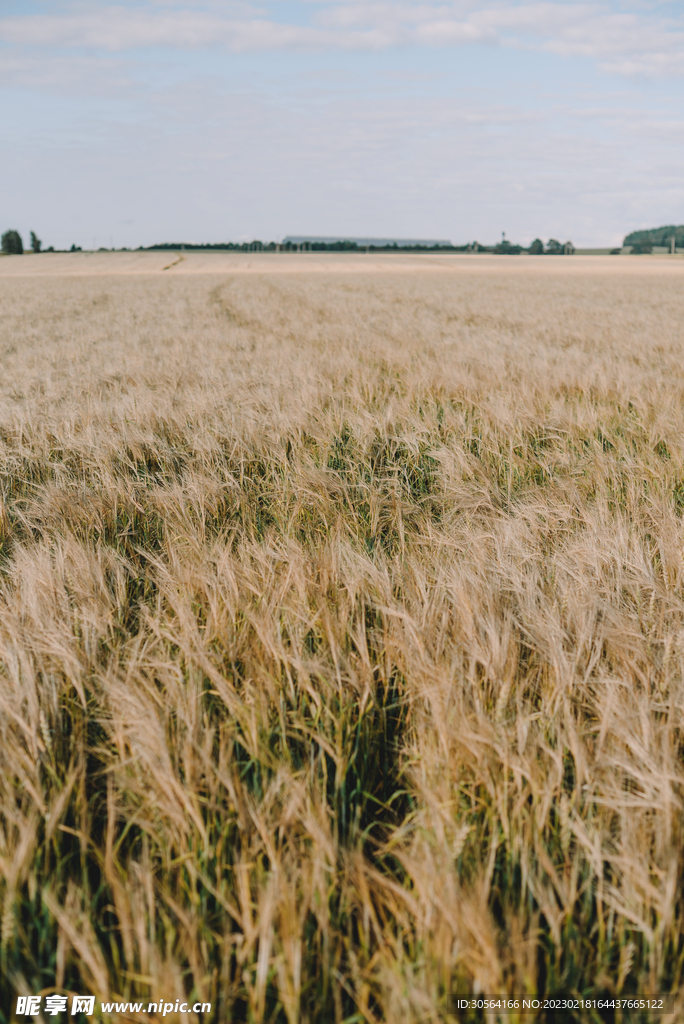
[
  {"x1": 0, "y1": 52, "x2": 135, "y2": 92},
  {"x1": 0, "y1": 6, "x2": 395, "y2": 52},
  {"x1": 0, "y1": 1, "x2": 683, "y2": 77}
]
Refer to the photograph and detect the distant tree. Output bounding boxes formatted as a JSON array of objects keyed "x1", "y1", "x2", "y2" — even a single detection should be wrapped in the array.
[
  {"x1": 528, "y1": 238, "x2": 544, "y2": 255},
  {"x1": 70, "y1": 244, "x2": 82, "y2": 252},
  {"x1": 1, "y1": 230, "x2": 23, "y2": 254},
  {"x1": 30, "y1": 231, "x2": 42, "y2": 253},
  {"x1": 494, "y1": 239, "x2": 522, "y2": 254},
  {"x1": 546, "y1": 238, "x2": 563, "y2": 255}
]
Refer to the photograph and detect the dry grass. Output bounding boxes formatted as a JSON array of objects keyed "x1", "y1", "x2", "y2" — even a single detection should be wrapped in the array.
[{"x1": 1, "y1": 253, "x2": 684, "y2": 1022}]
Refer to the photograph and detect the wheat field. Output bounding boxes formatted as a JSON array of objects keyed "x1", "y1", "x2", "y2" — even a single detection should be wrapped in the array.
[{"x1": 1, "y1": 251, "x2": 683, "y2": 1023}]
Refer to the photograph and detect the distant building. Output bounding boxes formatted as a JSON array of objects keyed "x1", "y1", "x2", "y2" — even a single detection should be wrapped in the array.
[{"x1": 283, "y1": 236, "x2": 452, "y2": 248}]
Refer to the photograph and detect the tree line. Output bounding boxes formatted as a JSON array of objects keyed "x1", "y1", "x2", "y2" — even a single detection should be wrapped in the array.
[
  {"x1": 624, "y1": 224, "x2": 684, "y2": 251},
  {"x1": 1, "y1": 230, "x2": 576, "y2": 257},
  {"x1": 146, "y1": 237, "x2": 576, "y2": 255}
]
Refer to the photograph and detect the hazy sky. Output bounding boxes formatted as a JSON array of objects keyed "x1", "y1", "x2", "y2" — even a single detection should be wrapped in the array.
[{"x1": 2, "y1": 1, "x2": 684, "y2": 249}]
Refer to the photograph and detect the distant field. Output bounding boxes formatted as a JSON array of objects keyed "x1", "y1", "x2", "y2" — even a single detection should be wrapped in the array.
[{"x1": 1, "y1": 253, "x2": 683, "y2": 1022}]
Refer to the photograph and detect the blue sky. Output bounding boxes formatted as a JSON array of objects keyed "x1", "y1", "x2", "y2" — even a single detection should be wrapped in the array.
[{"x1": 2, "y1": 1, "x2": 684, "y2": 248}]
